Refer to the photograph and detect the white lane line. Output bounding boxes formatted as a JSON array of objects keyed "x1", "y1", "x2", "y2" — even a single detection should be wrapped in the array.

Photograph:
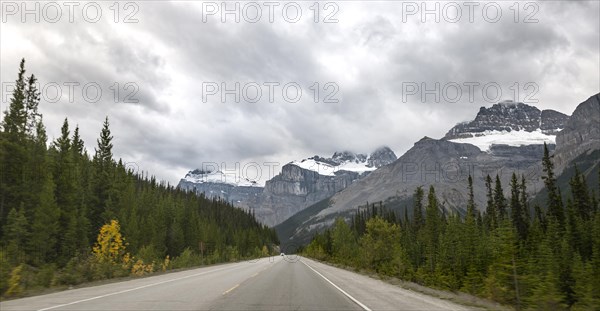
[
  {"x1": 301, "y1": 259, "x2": 372, "y2": 311},
  {"x1": 37, "y1": 265, "x2": 237, "y2": 311}
]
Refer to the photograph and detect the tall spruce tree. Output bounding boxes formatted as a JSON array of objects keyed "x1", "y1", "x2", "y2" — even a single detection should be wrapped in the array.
[
  {"x1": 424, "y1": 186, "x2": 441, "y2": 272},
  {"x1": 570, "y1": 165, "x2": 591, "y2": 221},
  {"x1": 24, "y1": 74, "x2": 40, "y2": 137},
  {"x1": 467, "y1": 175, "x2": 476, "y2": 220},
  {"x1": 29, "y1": 171, "x2": 59, "y2": 264},
  {"x1": 2, "y1": 59, "x2": 27, "y2": 135},
  {"x1": 52, "y1": 119, "x2": 80, "y2": 263},
  {"x1": 494, "y1": 175, "x2": 507, "y2": 221},
  {"x1": 0, "y1": 59, "x2": 28, "y2": 230},
  {"x1": 413, "y1": 186, "x2": 425, "y2": 231},
  {"x1": 485, "y1": 175, "x2": 497, "y2": 229},
  {"x1": 542, "y1": 143, "x2": 564, "y2": 227},
  {"x1": 91, "y1": 117, "x2": 115, "y2": 232},
  {"x1": 4, "y1": 207, "x2": 29, "y2": 265},
  {"x1": 464, "y1": 175, "x2": 480, "y2": 285},
  {"x1": 519, "y1": 175, "x2": 530, "y2": 223},
  {"x1": 510, "y1": 173, "x2": 528, "y2": 241}
]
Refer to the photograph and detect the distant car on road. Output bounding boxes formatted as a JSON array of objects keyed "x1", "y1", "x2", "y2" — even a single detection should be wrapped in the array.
[{"x1": 280, "y1": 253, "x2": 285, "y2": 256}]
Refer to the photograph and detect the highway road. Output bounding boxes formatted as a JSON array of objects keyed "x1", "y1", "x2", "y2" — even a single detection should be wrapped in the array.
[{"x1": 1, "y1": 256, "x2": 471, "y2": 310}]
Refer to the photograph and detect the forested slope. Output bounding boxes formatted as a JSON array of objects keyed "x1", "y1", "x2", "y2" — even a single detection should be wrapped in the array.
[
  {"x1": 304, "y1": 146, "x2": 600, "y2": 309},
  {"x1": 0, "y1": 60, "x2": 278, "y2": 297}
]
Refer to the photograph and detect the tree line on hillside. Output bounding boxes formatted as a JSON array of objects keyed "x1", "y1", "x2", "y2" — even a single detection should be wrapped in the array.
[
  {"x1": 0, "y1": 59, "x2": 279, "y2": 297},
  {"x1": 304, "y1": 145, "x2": 600, "y2": 309}
]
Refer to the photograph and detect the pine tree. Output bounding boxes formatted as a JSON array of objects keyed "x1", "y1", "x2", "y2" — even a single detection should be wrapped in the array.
[
  {"x1": 72, "y1": 126, "x2": 85, "y2": 156},
  {"x1": 4, "y1": 207, "x2": 29, "y2": 265},
  {"x1": 413, "y1": 186, "x2": 425, "y2": 231},
  {"x1": 359, "y1": 217, "x2": 404, "y2": 276},
  {"x1": 527, "y1": 220, "x2": 567, "y2": 309},
  {"x1": 19, "y1": 74, "x2": 43, "y2": 222},
  {"x1": 27, "y1": 118, "x2": 55, "y2": 265},
  {"x1": 464, "y1": 175, "x2": 480, "y2": 287},
  {"x1": 485, "y1": 175, "x2": 497, "y2": 229},
  {"x1": 519, "y1": 175, "x2": 530, "y2": 224},
  {"x1": 29, "y1": 171, "x2": 60, "y2": 264},
  {"x1": 0, "y1": 59, "x2": 28, "y2": 231},
  {"x1": 570, "y1": 165, "x2": 591, "y2": 221},
  {"x1": 52, "y1": 119, "x2": 81, "y2": 263},
  {"x1": 542, "y1": 143, "x2": 564, "y2": 227},
  {"x1": 95, "y1": 117, "x2": 113, "y2": 165},
  {"x1": 24, "y1": 74, "x2": 41, "y2": 137},
  {"x1": 494, "y1": 175, "x2": 507, "y2": 221},
  {"x1": 467, "y1": 175, "x2": 476, "y2": 220},
  {"x1": 2, "y1": 58, "x2": 27, "y2": 135},
  {"x1": 71, "y1": 124, "x2": 91, "y2": 249},
  {"x1": 484, "y1": 220, "x2": 520, "y2": 306},
  {"x1": 565, "y1": 197, "x2": 584, "y2": 260},
  {"x1": 588, "y1": 213, "x2": 600, "y2": 307},
  {"x1": 424, "y1": 186, "x2": 441, "y2": 273},
  {"x1": 54, "y1": 118, "x2": 71, "y2": 154},
  {"x1": 510, "y1": 173, "x2": 528, "y2": 241},
  {"x1": 331, "y1": 218, "x2": 356, "y2": 265},
  {"x1": 91, "y1": 117, "x2": 115, "y2": 232},
  {"x1": 571, "y1": 253, "x2": 599, "y2": 309}
]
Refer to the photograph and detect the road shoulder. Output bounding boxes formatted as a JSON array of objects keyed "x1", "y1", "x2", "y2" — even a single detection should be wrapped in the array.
[{"x1": 300, "y1": 256, "x2": 507, "y2": 310}]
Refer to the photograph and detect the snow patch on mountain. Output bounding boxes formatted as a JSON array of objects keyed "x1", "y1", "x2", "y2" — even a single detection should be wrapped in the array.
[
  {"x1": 449, "y1": 129, "x2": 557, "y2": 152},
  {"x1": 290, "y1": 158, "x2": 378, "y2": 176},
  {"x1": 183, "y1": 169, "x2": 259, "y2": 187},
  {"x1": 289, "y1": 147, "x2": 397, "y2": 177}
]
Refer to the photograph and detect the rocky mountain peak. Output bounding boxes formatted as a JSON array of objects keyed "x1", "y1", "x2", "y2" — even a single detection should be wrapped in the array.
[
  {"x1": 186, "y1": 168, "x2": 212, "y2": 177},
  {"x1": 444, "y1": 101, "x2": 569, "y2": 140},
  {"x1": 367, "y1": 146, "x2": 398, "y2": 168},
  {"x1": 554, "y1": 93, "x2": 600, "y2": 173},
  {"x1": 331, "y1": 151, "x2": 367, "y2": 164}
]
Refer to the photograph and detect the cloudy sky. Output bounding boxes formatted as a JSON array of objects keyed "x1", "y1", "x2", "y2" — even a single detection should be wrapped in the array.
[{"x1": 1, "y1": 0, "x2": 598, "y2": 184}]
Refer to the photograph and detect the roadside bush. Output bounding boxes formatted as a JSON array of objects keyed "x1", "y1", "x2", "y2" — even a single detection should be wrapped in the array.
[
  {"x1": 54, "y1": 255, "x2": 95, "y2": 286},
  {"x1": 136, "y1": 245, "x2": 162, "y2": 264},
  {"x1": 0, "y1": 249, "x2": 11, "y2": 294},
  {"x1": 131, "y1": 259, "x2": 154, "y2": 276},
  {"x1": 35, "y1": 264, "x2": 56, "y2": 287},
  {"x1": 5, "y1": 264, "x2": 24, "y2": 297},
  {"x1": 171, "y1": 248, "x2": 200, "y2": 269}
]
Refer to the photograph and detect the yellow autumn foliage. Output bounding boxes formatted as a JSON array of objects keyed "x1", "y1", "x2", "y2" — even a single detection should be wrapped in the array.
[
  {"x1": 162, "y1": 255, "x2": 171, "y2": 272},
  {"x1": 131, "y1": 259, "x2": 154, "y2": 276},
  {"x1": 92, "y1": 220, "x2": 130, "y2": 266},
  {"x1": 5, "y1": 264, "x2": 24, "y2": 297}
]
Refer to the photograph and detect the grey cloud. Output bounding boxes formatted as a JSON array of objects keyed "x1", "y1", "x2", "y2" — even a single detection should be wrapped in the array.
[{"x1": 1, "y1": 1, "x2": 598, "y2": 184}]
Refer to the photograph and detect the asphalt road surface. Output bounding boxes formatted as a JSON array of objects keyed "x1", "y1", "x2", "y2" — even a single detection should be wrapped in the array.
[{"x1": 1, "y1": 256, "x2": 471, "y2": 310}]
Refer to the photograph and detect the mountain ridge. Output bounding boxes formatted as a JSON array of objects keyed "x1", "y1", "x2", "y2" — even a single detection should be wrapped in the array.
[
  {"x1": 276, "y1": 96, "x2": 600, "y2": 249},
  {"x1": 177, "y1": 146, "x2": 398, "y2": 226},
  {"x1": 444, "y1": 100, "x2": 568, "y2": 140}
]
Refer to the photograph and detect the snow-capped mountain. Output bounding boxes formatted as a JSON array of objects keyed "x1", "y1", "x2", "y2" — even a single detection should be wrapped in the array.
[
  {"x1": 290, "y1": 147, "x2": 397, "y2": 176},
  {"x1": 177, "y1": 147, "x2": 397, "y2": 226},
  {"x1": 444, "y1": 100, "x2": 568, "y2": 152},
  {"x1": 447, "y1": 129, "x2": 556, "y2": 152},
  {"x1": 178, "y1": 169, "x2": 262, "y2": 207}
]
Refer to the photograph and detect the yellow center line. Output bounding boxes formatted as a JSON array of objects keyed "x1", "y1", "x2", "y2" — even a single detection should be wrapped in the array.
[
  {"x1": 221, "y1": 261, "x2": 277, "y2": 296},
  {"x1": 222, "y1": 284, "x2": 240, "y2": 295}
]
